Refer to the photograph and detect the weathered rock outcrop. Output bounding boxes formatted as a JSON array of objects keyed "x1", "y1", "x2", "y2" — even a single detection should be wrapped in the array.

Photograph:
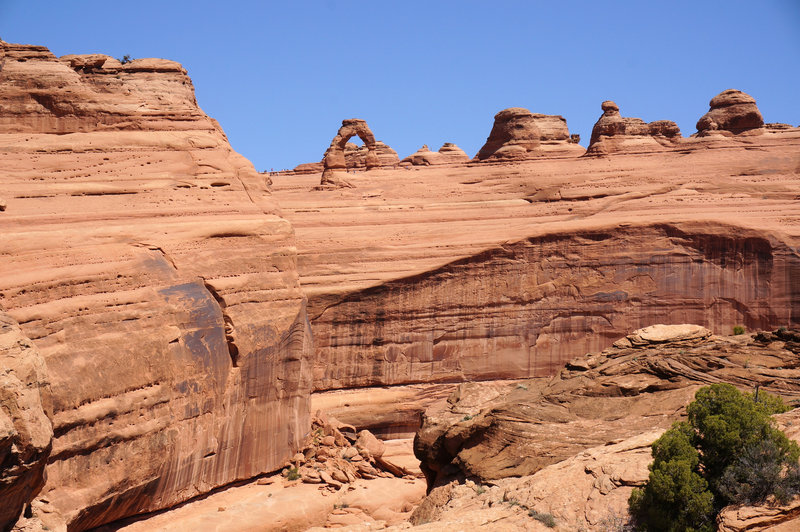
[
  {"x1": 0, "y1": 312, "x2": 53, "y2": 531},
  {"x1": 586, "y1": 100, "x2": 681, "y2": 155},
  {"x1": 411, "y1": 327, "x2": 800, "y2": 529},
  {"x1": 474, "y1": 107, "x2": 584, "y2": 161},
  {"x1": 0, "y1": 40, "x2": 312, "y2": 531},
  {"x1": 696, "y1": 89, "x2": 765, "y2": 136},
  {"x1": 401, "y1": 143, "x2": 470, "y2": 166},
  {"x1": 319, "y1": 118, "x2": 398, "y2": 186}
]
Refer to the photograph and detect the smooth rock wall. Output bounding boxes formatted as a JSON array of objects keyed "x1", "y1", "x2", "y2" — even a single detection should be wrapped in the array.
[{"x1": 311, "y1": 223, "x2": 798, "y2": 390}]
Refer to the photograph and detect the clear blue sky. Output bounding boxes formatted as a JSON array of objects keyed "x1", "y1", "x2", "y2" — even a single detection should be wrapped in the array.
[{"x1": 2, "y1": 1, "x2": 799, "y2": 171}]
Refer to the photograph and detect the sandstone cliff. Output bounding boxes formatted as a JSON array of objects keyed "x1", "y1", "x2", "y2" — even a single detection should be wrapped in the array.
[
  {"x1": 272, "y1": 121, "x2": 800, "y2": 437},
  {"x1": 0, "y1": 40, "x2": 312, "y2": 531}
]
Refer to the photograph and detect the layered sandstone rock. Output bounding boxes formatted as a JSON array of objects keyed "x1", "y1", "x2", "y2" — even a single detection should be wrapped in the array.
[
  {"x1": 696, "y1": 89, "x2": 765, "y2": 136},
  {"x1": 586, "y1": 100, "x2": 681, "y2": 155},
  {"x1": 309, "y1": 223, "x2": 799, "y2": 391},
  {"x1": 410, "y1": 328, "x2": 800, "y2": 529},
  {"x1": 319, "y1": 118, "x2": 399, "y2": 186},
  {"x1": 0, "y1": 40, "x2": 312, "y2": 531},
  {"x1": 0, "y1": 312, "x2": 53, "y2": 531},
  {"x1": 272, "y1": 124, "x2": 800, "y2": 436},
  {"x1": 401, "y1": 143, "x2": 470, "y2": 166},
  {"x1": 474, "y1": 107, "x2": 584, "y2": 161}
]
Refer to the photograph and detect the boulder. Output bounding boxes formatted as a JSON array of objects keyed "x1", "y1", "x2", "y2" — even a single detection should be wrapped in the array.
[{"x1": 696, "y1": 89, "x2": 764, "y2": 136}]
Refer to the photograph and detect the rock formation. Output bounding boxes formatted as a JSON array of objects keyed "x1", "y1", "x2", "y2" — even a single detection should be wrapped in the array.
[
  {"x1": 401, "y1": 143, "x2": 470, "y2": 166},
  {"x1": 411, "y1": 326, "x2": 800, "y2": 529},
  {"x1": 0, "y1": 312, "x2": 53, "y2": 530},
  {"x1": 474, "y1": 107, "x2": 584, "y2": 161},
  {"x1": 586, "y1": 100, "x2": 682, "y2": 155},
  {"x1": 319, "y1": 118, "x2": 397, "y2": 186},
  {"x1": 696, "y1": 89, "x2": 765, "y2": 136},
  {"x1": 0, "y1": 40, "x2": 312, "y2": 531},
  {"x1": 272, "y1": 123, "x2": 800, "y2": 436}
]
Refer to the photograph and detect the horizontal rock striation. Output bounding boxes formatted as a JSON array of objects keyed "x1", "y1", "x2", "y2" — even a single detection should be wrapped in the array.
[
  {"x1": 310, "y1": 223, "x2": 799, "y2": 391},
  {"x1": 0, "y1": 40, "x2": 312, "y2": 531}
]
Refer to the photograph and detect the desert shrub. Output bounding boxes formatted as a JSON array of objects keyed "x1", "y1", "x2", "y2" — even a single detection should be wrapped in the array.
[
  {"x1": 119, "y1": 54, "x2": 133, "y2": 64},
  {"x1": 629, "y1": 384, "x2": 799, "y2": 531},
  {"x1": 286, "y1": 466, "x2": 301, "y2": 481},
  {"x1": 528, "y1": 509, "x2": 556, "y2": 528},
  {"x1": 733, "y1": 325, "x2": 746, "y2": 335}
]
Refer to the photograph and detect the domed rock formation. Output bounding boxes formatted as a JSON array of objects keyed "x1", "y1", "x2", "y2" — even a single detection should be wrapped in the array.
[
  {"x1": 344, "y1": 140, "x2": 400, "y2": 169},
  {"x1": 401, "y1": 143, "x2": 470, "y2": 166},
  {"x1": 696, "y1": 89, "x2": 764, "y2": 136},
  {"x1": 586, "y1": 100, "x2": 682, "y2": 155},
  {"x1": 320, "y1": 119, "x2": 395, "y2": 186},
  {"x1": 474, "y1": 107, "x2": 584, "y2": 161}
]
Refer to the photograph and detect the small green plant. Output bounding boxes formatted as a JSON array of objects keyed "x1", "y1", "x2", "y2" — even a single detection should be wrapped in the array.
[
  {"x1": 733, "y1": 325, "x2": 746, "y2": 335},
  {"x1": 286, "y1": 466, "x2": 301, "y2": 481},
  {"x1": 528, "y1": 509, "x2": 557, "y2": 528},
  {"x1": 516, "y1": 383, "x2": 529, "y2": 390},
  {"x1": 334, "y1": 502, "x2": 349, "y2": 509},
  {"x1": 474, "y1": 485, "x2": 486, "y2": 495},
  {"x1": 119, "y1": 54, "x2": 133, "y2": 64},
  {"x1": 462, "y1": 414, "x2": 473, "y2": 421}
]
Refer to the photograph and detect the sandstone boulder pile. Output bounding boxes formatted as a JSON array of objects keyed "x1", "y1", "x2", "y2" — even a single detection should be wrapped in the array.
[
  {"x1": 586, "y1": 100, "x2": 681, "y2": 155},
  {"x1": 696, "y1": 89, "x2": 765, "y2": 136},
  {"x1": 474, "y1": 107, "x2": 584, "y2": 161},
  {"x1": 282, "y1": 413, "x2": 418, "y2": 493}
]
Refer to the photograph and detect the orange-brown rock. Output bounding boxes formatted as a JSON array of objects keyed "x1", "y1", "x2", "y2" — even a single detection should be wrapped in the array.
[
  {"x1": 696, "y1": 89, "x2": 765, "y2": 136},
  {"x1": 0, "y1": 312, "x2": 53, "y2": 531},
  {"x1": 587, "y1": 100, "x2": 681, "y2": 155},
  {"x1": 319, "y1": 118, "x2": 399, "y2": 186},
  {"x1": 474, "y1": 107, "x2": 584, "y2": 160},
  {"x1": 0, "y1": 40, "x2": 312, "y2": 531},
  {"x1": 271, "y1": 125, "x2": 800, "y2": 437},
  {"x1": 410, "y1": 328, "x2": 800, "y2": 529},
  {"x1": 401, "y1": 143, "x2": 470, "y2": 166}
]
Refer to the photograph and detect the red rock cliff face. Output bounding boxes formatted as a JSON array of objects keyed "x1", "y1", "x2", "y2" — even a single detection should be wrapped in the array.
[
  {"x1": 310, "y1": 223, "x2": 799, "y2": 390},
  {"x1": 0, "y1": 41, "x2": 312, "y2": 530}
]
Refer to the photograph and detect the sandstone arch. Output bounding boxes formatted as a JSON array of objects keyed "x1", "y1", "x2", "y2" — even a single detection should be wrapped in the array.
[{"x1": 321, "y1": 119, "x2": 380, "y2": 185}]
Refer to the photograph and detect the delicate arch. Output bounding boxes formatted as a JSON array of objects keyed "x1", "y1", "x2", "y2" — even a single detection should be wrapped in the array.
[{"x1": 321, "y1": 119, "x2": 380, "y2": 184}]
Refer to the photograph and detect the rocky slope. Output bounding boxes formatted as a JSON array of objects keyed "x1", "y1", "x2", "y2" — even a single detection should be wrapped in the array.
[
  {"x1": 0, "y1": 40, "x2": 312, "y2": 531},
  {"x1": 409, "y1": 326, "x2": 800, "y2": 530}
]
